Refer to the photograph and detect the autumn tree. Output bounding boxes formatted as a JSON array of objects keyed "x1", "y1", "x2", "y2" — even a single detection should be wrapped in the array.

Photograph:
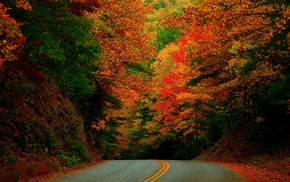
[
  {"x1": 79, "y1": 0, "x2": 156, "y2": 158},
  {"x1": 2, "y1": 0, "x2": 125, "y2": 159},
  {"x1": 0, "y1": 1, "x2": 28, "y2": 69},
  {"x1": 84, "y1": 0, "x2": 155, "y2": 102},
  {"x1": 162, "y1": 0, "x2": 290, "y2": 145},
  {"x1": 125, "y1": 0, "x2": 290, "y2": 158}
]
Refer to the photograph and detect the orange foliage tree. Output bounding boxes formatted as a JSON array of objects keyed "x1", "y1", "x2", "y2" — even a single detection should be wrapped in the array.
[
  {"x1": 84, "y1": 0, "x2": 156, "y2": 106},
  {"x1": 161, "y1": 0, "x2": 290, "y2": 138},
  {"x1": 0, "y1": 2, "x2": 28, "y2": 69},
  {"x1": 81, "y1": 0, "x2": 157, "y2": 156},
  {"x1": 124, "y1": 0, "x2": 290, "y2": 159}
]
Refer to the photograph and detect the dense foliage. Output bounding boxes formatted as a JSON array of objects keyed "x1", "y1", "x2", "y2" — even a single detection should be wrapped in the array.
[
  {"x1": 122, "y1": 0, "x2": 290, "y2": 159},
  {"x1": 1, "y1": 1, "x2": 154, "y2": 175},
  {"x1": 0, "y1": 1, "x2": 289, "y2": 180}
]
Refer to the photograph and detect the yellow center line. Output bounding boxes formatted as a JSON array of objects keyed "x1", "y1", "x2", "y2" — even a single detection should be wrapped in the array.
[{"x1": 144, "y1": 160, "x2": 170, "y2": 182}]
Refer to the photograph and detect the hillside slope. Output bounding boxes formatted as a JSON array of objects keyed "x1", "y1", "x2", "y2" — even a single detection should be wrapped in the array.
[
  {"x1": 0, "y1": 61, "x2": 95, "y2": 182},
  {"x1": 197, "y1": 123, "x2": 290, "y2": 181}
]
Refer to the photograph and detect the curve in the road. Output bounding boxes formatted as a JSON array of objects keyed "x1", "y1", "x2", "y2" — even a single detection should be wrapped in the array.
[
  {"x1": 47, "y1": 160, "x2": 243, "y2": 182},
  {"x1": 144, "y1": 160, "x2": 170, "y2": 182}
]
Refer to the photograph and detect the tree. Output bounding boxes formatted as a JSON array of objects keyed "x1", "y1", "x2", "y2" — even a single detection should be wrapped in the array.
[
  {"x1": 84, "y1": 0, "x2": 156, "y2": 107},
  {"x1": 7, "y1": 0, "x2": 102, "y2": 97},
  {"x1": 0, "y1": 2, "x2": 27, "y2": 69},
  {"x1": 161, "y1": 0, "x2": 290, "y2": 143}
]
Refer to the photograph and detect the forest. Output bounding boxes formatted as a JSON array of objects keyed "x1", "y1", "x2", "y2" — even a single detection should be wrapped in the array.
[{"x1": 0, "y1": 0, "x2": 289, "y2": 181}]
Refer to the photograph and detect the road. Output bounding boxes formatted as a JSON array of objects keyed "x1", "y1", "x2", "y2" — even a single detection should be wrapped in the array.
[{"x1": 48, "y1": 160, "x2": 244, "y2": 182}]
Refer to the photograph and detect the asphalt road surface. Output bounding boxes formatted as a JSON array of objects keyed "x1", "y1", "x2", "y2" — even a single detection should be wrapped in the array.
[{"x1": 48, "y1": 160, "x2": 244, "y2": 182}]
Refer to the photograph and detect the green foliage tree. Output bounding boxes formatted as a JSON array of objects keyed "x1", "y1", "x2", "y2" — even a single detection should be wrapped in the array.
[
  {"x1": 9, "y1": 0, "x2": 102, "y2": 97},
  {"x1": 153, "y1": 0, "x2": 166, "y2": 10},
  {"x1": 156, "y1": 27, "x2": 180, "y2": 51},
  {"x1": 76, "y1": 83, "x2": 123, "y2": 159}
]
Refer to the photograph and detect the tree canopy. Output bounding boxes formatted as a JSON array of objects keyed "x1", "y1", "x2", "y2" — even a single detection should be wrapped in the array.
[{"x1": 1, "y1": 0, "x2": 289, "y2": 166}]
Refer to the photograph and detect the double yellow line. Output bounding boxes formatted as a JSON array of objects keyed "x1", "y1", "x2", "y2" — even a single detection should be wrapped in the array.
[{"x1": 144, "y1": 160, "x2": 170, "y2": 182}]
